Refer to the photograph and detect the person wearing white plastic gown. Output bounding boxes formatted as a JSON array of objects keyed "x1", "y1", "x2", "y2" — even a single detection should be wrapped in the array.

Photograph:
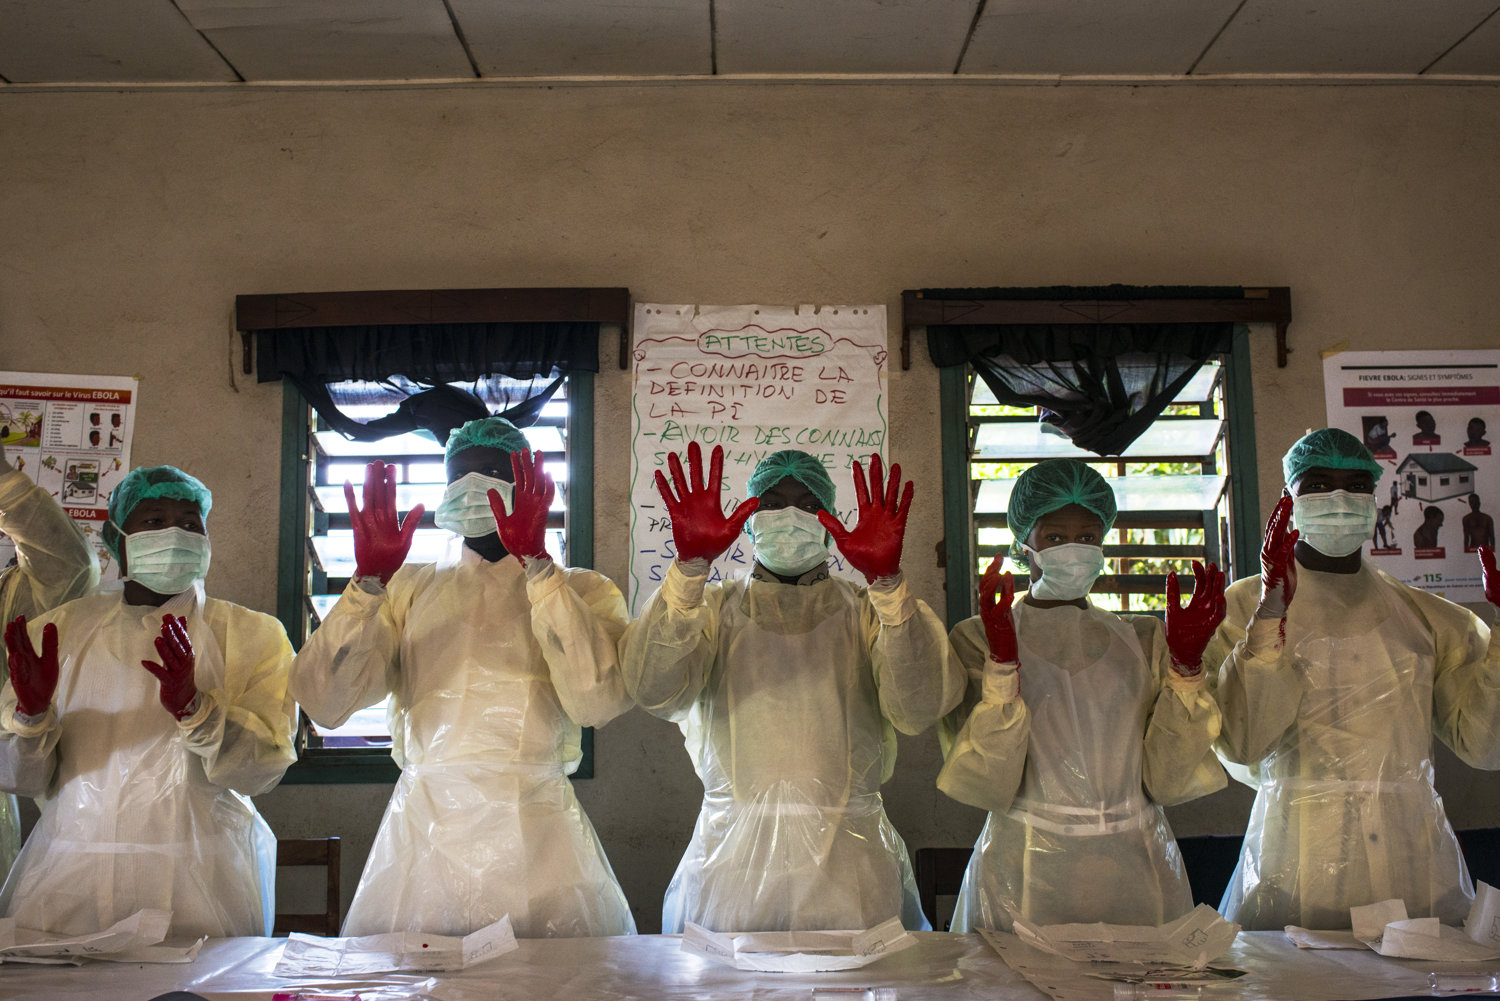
[
  {"x1": 0, "y1": 440, "x2": 99, "y2": 882},
  {"x1": 937, "y1": 458, "x2": 1228, "y2": 932},
  {"x1": 0, "y1": 464, "x2": 295, "y2": 937},
  {"x1": 290, "y1": 419, "x2": 635, "y2": 937},
  {"x1": 622, "y1": 445, "x2": 964, "y2": 933},
  {"x1": 1207, "y1": 428, "x2": 1500, "y2": 930}
]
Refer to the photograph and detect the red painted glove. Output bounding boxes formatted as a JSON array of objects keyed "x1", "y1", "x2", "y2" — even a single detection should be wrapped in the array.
[
  {"x1": 654, "y1": 442, "x2": 759, "y2": 563},
  {"x1": 1257, "y1": 496, "x2": 1299, "y2": 619},
  {"x1": 1166, "y1": 560, "x2": 1227, "y2": 674},
  {"x1": 5, "y1": 615, "x2": 59, "y2": 718},
  {"x1": 1481, "y1": 546, "x2": 1499, "y2": 609},
  {"x1": 978, "y1": 555, "x2": 1019, "y2": 664},
  {"x1": 346, "y1": 460, "x2": 425, "y2": 585},
  {"x1": 818, "y1": 453, "x2": 913, "y2": 584},
  {"x1": 488, "y1": 449, "x2": 554, "y2": 561},
  {"x1": 140, "y1": 614, "x2": 199, "y2": 720}
]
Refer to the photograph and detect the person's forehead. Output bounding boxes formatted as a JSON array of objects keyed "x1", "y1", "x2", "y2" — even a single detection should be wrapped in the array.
[
  {"x1": 447, "y1": 445, "x2": 513, "y2": 480},
  {"x1": 1293, "y1": 465, "x2": 1375, "y2": 492},
  {"x1": 762, "y1": 476, "x2": 818, "y2": 501},
  {"x1": 1034, "y1": 504, "x2": 1103, "y2": 530},
  {"x1": 126, "y1": 496, "x2": 202, "y2": 521}
]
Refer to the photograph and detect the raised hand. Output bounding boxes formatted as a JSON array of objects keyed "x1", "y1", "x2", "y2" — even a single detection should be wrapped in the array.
[
  {"x1": 1257, "y1": 496, "x2": 1299, "y2": 619},
  {"x1": 346, "y1": 460, "x2": 425, "y2": 585},
  {"x1": 978, "y1": 555, "x2": 1019, "y2": 664},
  {"x1": 5, "y1": 615, "x2": 59, "y2": 717},
  {"x1": 818, "y1": 453, "x2": 913, "y2": 583},
  {"x1": 488, "y1": 449, "x2": 555, "y2": 561},
  {"x1": 654, "y1": 442, "x2": 759, "y2": 563},
  {"x1": 1481, "y1": 546, "x2": 1499, "y2": 609},
  {"x1": 1166, "y1": 560, "x2": 1227, "y2": 674},
  {"x1": 140, "y1": 614, "x2": 199, "y2": 720}
]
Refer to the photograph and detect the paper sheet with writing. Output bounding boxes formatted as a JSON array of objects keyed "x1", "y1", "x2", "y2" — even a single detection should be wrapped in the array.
[
  {"x1": 0, "y1": 370, "x2": 139, "y2": 582},
  {"x1": 1286, "y1": 880, "x2": 1500, "y2": 961},
  {"x1": 682, "y1": 917, "x2": 915, "y2": 972},
  {"x1": 0, "y1": 908, "x2": 202, "y2": 964},
  {"x1": 274, "y1": 915, "x2": 517, "y2": 975},
  {"x1": 627, "y1": 303, "x2": 888, "y2": 614},
  {"x1": 1004, "y1": 904, "x2": 1240, "y2": 967}
]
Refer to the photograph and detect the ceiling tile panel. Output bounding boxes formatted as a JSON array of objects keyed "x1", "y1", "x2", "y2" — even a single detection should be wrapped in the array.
[
  {"x1": 0, "y1": 0, "x2": 235, "y2": 83},
  {"x1": 1427, "y1": 8, "x2": 1500, "y2": 74},
  {"x1": 716, "y1": 0, "x2": 975, "y2": 74},
  {"x1": 450, "y1": 0, "x2": 711, "y2": 77},
  {"x1": 178, "y1": 0, "x2": 473, "y2": 81},
  {"x1": 963, "y1": 0, "x2": 1241, "y2": 74},
  {"x1": 1196, "y1": 0, "x2": 1500, "y2": 74}
]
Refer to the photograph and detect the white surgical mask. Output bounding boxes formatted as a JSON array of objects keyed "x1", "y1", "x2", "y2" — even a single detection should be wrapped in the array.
[
  {"x1": 1292, "y1": 490, "x2": 1377, "y2": 557},
  {"x1": 750, "y1": 507, "x2": 829, "y2": 577},
  {"x1": 1023, "y1": 543, "x2": 1106, "y2": 601},
  {"x1": 434, "y1": 472, "x2": 513, "y2": 538},
  {"x1": 123, "y1": 526, "x2": 211, "y2": 595}
]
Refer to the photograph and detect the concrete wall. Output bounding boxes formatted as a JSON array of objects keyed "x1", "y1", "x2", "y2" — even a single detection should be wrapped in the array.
[{"x1": 4, "y1": 80, "x2": 1498, "y2": 932}]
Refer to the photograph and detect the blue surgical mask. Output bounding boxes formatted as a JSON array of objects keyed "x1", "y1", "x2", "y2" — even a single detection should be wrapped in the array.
[
  {"x1": 1293, "y1": 490, "x2": 1376, "y2": 557},
  {"x1": 750, "y1": 508, "x2": 829, "y2": 577},
  {"x1": 1023, "y1": 543, "x2": 1106, "y2": 601},
  {"x1": 123, "y1": 526, "x2": 211, "y2": 595},
  {"x1": 434, "y1": 472, "x2": 513, "y2": 538}
]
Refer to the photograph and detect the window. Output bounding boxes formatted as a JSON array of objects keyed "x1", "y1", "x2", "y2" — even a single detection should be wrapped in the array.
[
  {"x1": 237, "y1": 287, "x2": 627, "y2": 783},
  {"x1": 274, "y1": 374, "x2": 593, "y2": 782},
  {"x1": 913, "y1": 286, "x2": 1286, "y2": 626},
  {"x1": 954, "y1": 354, "x2": 1253, "y2": 614}
]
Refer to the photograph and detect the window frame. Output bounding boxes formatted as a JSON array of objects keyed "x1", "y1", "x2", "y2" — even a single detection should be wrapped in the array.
[
  {"x1": 274, "y1": 371, "x2": 596, "y2": 784},
  {"x1": 937, "y1": 326, "x2": 1262, "y2": 628}
]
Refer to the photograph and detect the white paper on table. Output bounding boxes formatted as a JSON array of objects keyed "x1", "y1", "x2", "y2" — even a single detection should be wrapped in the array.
[
  {"x1": 681, "y1": 917, "x2": 916, "y2": 972},
  {"x1": 1282, "y1": 882, "x2": 1500, "y2": 961},
  {"x1": 273, "y1": 915, "x2": 517, "y2": 976},
  {"x1": 1007, "y1": 904, "x2": 1239, "y2": 967},
  {"x1": 0, "y1": 909, "x2": 177, "y2": 963}
]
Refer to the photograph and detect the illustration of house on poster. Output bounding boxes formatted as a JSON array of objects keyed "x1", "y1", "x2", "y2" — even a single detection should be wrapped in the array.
[{"x1": 1324, "y1": 350, "x2": 1498, "y2": 603}]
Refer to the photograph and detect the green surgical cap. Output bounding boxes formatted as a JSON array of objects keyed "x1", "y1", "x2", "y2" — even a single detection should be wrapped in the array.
[
  {"x1": 746, "y1": 449, "x2": 838, "y2": 513},
  {"x1": 444, "y1": 417, "x2": 529, "y2": 465},
  {"x1": 1007, "y1": 459, "x2": 1118, "y2": 568},
  {"x1": 104, "y1": 465, "x2": 213, "y2": 559},
  {"x1": 1282, "y1": 428, "x2": 1384, "y2": 487}
]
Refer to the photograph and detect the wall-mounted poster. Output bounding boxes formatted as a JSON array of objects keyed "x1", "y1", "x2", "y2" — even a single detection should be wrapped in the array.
[
  {"x1": 0, "y1": 371, "x2": 140, "y2": 582},
  {"x1": 1323, "y1": 350, "x2": 1498, "y2": 604},
  {"x1": 628, "y1": 303, "x2": 888, "y2": 614}
]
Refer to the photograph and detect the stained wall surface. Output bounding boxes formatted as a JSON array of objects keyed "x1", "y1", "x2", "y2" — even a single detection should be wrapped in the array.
[{"x1": 3, "y1": 80, "x2": 1497, "y2": 931}]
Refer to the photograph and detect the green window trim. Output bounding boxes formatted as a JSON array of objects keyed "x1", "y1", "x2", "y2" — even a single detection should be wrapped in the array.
[{"x1": 938, "y1": 327, "x2": 1260, "y2": 628}]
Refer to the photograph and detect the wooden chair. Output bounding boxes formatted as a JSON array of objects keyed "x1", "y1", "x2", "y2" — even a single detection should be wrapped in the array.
[
  {"x1": 274, "y1": 837, "x2": 341, "y2": 937},
  {"x1": 913, "y1": 846, "x2": 972, "y2": 931}
]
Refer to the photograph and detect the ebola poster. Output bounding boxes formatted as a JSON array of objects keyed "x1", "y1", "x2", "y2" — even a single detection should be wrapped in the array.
[
  {"x1": 0, "y1": 371, "x2": 140, "y2": 582},
  {"x1": 1323, "y1": 350, "x2": 1499, "y2": 603},
  {"x1": 628, "y1": 303, "x2": 889, "y2": 614}
]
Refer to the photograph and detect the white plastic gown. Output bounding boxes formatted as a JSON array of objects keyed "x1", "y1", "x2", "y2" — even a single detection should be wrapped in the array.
[
  {"x1": 0, "y1": 582, "x2": 296, "y2": 937},
  {"x1": 0, "y1": 468, "x2": 100, "y2": 880},
  {"x1": 938, "y1": 601, "x2": 1226, "y2": 931},
  {"x1": 290, "y1": 544, "x2": 635, "y2": 938},
  {"x1": 1208, "y1": 562, "x2": 1500, "y2": 930},
  {"x1": 620, "y1": 561, "x2": 964, "y2": 934}
]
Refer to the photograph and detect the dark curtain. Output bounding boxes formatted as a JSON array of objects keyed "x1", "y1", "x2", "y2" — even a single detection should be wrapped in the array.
[
  {"x1": 923, "y1": 287, "x2": 1239, "y2": 456},
  {"x1": 253, "y1": 322, "x2": 599, "y2": 443}
]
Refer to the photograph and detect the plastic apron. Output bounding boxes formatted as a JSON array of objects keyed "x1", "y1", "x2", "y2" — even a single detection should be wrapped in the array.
[
  {"x1": 342, "y1": 549, "x2": 632, "y2": 938},
  {"x1": 1222, "y1": 564, "x2": 1473, "y2": 929},
  {"x1": 664, "y1": 576, "x2": 926, "y2": 933},
  {"x1": 953, "y1": 602, "x2": 1193, "y2": 932},
  {"x1": 0, "y1": 585, "x2": 275, "y2": 937}
]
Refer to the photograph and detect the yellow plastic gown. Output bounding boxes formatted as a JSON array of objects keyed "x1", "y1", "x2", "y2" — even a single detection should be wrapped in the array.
[
  {"x1": 290, "y1": 545, "x2": 635, "y2": 938},
  {"x1": 0, "y1": 582, "x2": 295, "y2": 937},
  {"x1": 621, "y1": 561, "x2": 964, "y2": 934},
  {"x1": 938, "y1": 601, "x2": 1225, "y2": 932},
  {"x1": 1208, "y1": 562, "x2": 1500, "y2": 930},
  {"x1": 0, "y1": 468, "x2": 100, "y2": 880}
]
